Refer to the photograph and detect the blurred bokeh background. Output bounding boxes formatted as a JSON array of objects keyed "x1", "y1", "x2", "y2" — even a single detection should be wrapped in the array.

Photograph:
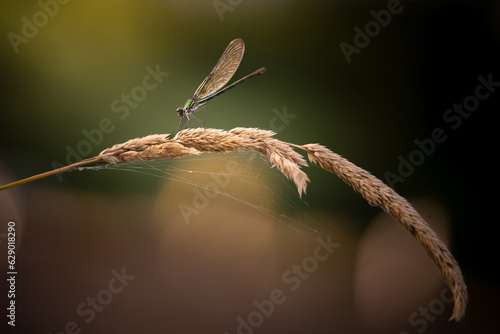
[{"x1": 1, "y1": 0, "x2": 499, "y2": 333}]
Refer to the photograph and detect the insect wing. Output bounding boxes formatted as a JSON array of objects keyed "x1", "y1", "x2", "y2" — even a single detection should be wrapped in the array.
[{"x1": 192, "y1": 38, "x2": 245, "y2": 100}]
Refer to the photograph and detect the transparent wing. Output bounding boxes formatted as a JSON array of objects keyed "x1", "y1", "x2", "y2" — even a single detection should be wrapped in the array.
[{"x1": 192, "y1": 38, "x2": 245, "y2": 100}]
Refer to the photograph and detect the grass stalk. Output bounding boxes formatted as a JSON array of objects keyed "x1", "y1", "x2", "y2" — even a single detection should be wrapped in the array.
[{"x1": 0, "y1": 127, "x2": 467, "y2": 320}]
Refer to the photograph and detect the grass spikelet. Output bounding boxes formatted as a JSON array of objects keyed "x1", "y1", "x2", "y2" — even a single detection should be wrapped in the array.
[
  {"x1": 0, "y1": 127, "x2": 467, "y2": 320},
  {"x1": 294, "y1": 143, "x2": 468, "y2": 321}
]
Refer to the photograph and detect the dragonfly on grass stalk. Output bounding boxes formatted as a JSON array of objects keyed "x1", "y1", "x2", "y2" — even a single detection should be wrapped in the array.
[{"x1": 176, "y1": 38, "x2": 266, "y2": 130}]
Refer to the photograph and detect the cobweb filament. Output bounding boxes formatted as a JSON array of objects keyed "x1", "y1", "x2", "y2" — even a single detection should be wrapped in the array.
[{"x1": 78, "y1": 153, "x2": 343, "y2": 242}]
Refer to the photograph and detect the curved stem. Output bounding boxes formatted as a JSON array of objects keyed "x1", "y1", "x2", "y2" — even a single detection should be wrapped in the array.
[{"x1": 0, "y1": 156, "x2": 102, "y2": 191}]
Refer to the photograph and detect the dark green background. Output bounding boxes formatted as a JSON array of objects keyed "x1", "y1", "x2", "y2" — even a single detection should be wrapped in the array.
[{"x1": 1, "y1": 1, "x2": 498, "y2": 333}]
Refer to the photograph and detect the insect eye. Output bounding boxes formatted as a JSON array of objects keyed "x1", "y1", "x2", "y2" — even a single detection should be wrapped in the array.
[{"x1": 176, "y1": 108, "x2": 184, "y2": 117}]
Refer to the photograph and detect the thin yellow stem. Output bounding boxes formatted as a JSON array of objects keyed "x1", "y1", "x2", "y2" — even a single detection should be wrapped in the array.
[{"x1": 0, "y1": 156, "x2": 102, "y2": 191}]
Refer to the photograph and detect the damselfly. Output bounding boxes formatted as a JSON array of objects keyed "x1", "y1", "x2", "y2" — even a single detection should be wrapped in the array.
[{"x1": 176, "y1": 38, "x2": 266, "y2": 130}]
